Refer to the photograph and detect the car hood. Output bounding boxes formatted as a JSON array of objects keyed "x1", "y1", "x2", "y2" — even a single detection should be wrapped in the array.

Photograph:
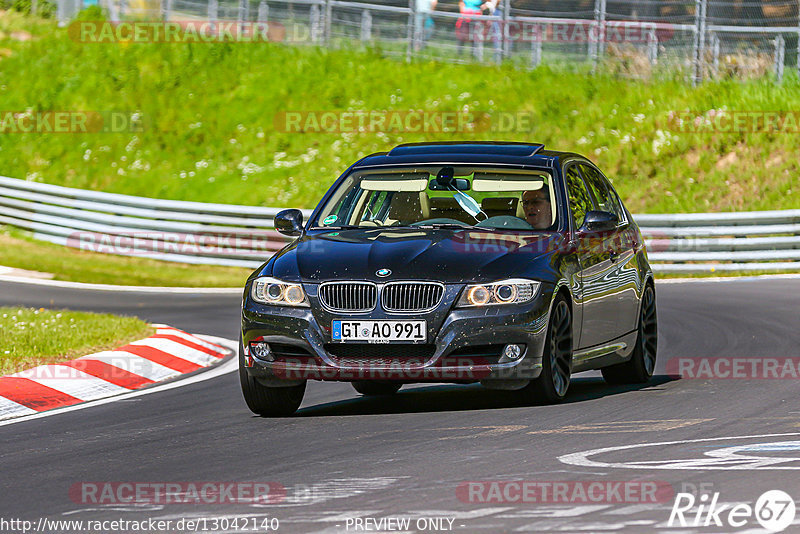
[{"x1": 269, "y1": 228, "x2": 562, "y2": 283}]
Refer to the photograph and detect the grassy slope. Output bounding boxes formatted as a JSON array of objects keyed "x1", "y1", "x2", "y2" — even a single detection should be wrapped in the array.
[
  {"x1": 0, "y1": 306, "x2": 153, "y2": 375},
  {"x1": 0, "y1": 12, "x2": 798, "y2": 215},
  {"x1": 0, "y1": 227, "x2": 251, "y2": 286}
]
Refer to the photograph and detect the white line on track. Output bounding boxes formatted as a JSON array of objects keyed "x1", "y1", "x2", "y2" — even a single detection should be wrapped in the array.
[
  {"x1": 558, "y1": 432, "x2": 800, "y2": 470},
  {"x1": 656, "y1": 273, "x2": 800, "y2": 284},
  {"x1": 0, "y1": 275, "x2": 242, "y2": 293},
  {"x1": 0, "y1": 336, "x2": 238, "y2": 428}
]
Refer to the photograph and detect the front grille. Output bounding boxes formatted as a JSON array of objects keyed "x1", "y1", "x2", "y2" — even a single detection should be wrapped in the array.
[
  {"x1": 319, "y1": 282, "x2": 377, "y2": 312},
  {"x1": 382, "y1": 282, "x2": 444, "y2": 312},
  {"x1": 325, "y1": 343, "x2": 435, "y2": 367}
]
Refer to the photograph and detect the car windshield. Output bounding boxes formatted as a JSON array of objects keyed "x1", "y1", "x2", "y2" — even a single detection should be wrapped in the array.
[{"x1": 314, "y1": 166, "x2": 558, "y2": 231}]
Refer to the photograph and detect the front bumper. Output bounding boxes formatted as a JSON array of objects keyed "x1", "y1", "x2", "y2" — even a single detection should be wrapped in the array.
[{"x1": 241, "y1": 283, "x2": 552, "y2": 385}]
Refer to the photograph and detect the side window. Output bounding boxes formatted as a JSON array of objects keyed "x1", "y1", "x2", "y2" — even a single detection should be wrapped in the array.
[
  {"x1": 580, "y1": 164, "x2": 623, "y2": 221},
  {"x1": 564, "y1": 164, "x2": 593, "y2": 230}
]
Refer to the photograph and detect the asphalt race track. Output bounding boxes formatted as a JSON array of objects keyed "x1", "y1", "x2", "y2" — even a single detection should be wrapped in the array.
[{"x1": 1, "y1": 277, "x2": 799, "y2": 532}]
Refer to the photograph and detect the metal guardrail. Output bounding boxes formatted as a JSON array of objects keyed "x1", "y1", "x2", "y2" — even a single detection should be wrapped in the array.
[
  {"x1": 1, "y1": 175, "x2": 798, "y2": 273},
  {"x1": 0, "y1": 176, "x2": 311, "y2": 268}
]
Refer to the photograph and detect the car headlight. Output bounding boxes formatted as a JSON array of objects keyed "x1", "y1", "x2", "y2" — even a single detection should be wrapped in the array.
[
  {"x1": 456, "y1": 279, "x2": 540, "y2": 307},
  {"x1": 251, "y1": 277, "x2": 309, "y2": 307}
]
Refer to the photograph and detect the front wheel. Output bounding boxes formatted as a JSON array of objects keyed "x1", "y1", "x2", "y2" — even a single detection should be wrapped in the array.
[
  {"x1": 520, "y1": 296, "x2": 573, "y2": 404},
  {"x1": 239, "y1": 340, "x2": 305, "y2": 416},
  {"x1": 602, "y1": 284, "x2": 657, "y2": 384},
  {"x1": 352, "y1": 381, "x2": 402, "y2": 396}
]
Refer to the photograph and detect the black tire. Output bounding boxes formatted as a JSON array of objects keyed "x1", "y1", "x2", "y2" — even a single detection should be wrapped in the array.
[
  {"x1": 520, "y1": 296, "x2": 573, "y2": 404},
  {"x1": 602, "y1": 284, "x2": 658, "y2": 384},
  {"x1": 352, "y1": 381, "x2": 402, "y2": 396},
  {"x1": 239, "y1": 340, "x2": 305, "y2": 417}
]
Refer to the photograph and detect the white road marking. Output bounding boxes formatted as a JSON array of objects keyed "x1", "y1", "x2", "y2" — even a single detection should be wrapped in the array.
[
  {"x1": 0, "y1": 274, "x2": 241, "y2": 293},
  {"x1": 656, "y1": 273, "x2": 800, "y2": 284},
  {"x1": 262, "y1": 478, "x2": 403, "y2": 507},
  {"x1": 559, "y1": 432, "x2": 800, "y2": 470}
]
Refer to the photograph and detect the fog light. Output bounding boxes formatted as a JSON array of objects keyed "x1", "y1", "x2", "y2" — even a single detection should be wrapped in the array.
[
  {"x1": 503, "y1": 344, "x2": 523, "y2": 360},
  {"x1": 250, "y1": 342, "x2": 274, "y2": 362}
]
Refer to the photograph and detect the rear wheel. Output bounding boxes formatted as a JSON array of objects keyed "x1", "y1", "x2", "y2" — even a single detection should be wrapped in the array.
[
  {"x1": 520, "y1": 296, "x2": 573, "y2": 404},
  {"x1": 239, "y1": 339, "x2": 305, "y2": 416},
  {"x1": 602, "y1": 284, "x2": 657, "y2": 384},
  {"x1": 352, "y1": 381, "x2": 402, "y2": 396}
]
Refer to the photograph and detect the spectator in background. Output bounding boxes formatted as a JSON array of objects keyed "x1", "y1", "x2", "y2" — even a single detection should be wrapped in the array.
[
  {"x1": 414, "y1": 0, "x2": 438, "y2": 50},
  {"x1": 481, "y1": 0, "x2": 503, "y2": 63},
  {"x1": 457, "y1": 1, "x2": 503, "y2": 60},
  {"x1": 456, "y1": 0, "x2": 483, "y2": 55}
]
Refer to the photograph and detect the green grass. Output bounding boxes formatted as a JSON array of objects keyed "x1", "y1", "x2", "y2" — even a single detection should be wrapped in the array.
[
  {"x1": 0, "y1": 306, "x2": 153, "y2": 375},
  {"x1": 0, "y1": 226, "x2": 252, "y2": 286},
  {"x1": 0, "y1": 11, "x2": 798, "y2": 215}
]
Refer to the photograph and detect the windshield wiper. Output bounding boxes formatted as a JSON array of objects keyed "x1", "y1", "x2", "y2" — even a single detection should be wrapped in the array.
[{"x1": 413, "y1": 223, "x2": 474, "y2": 230}]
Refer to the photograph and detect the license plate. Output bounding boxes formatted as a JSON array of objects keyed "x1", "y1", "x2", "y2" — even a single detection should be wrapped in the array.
[{"x1": 331, "y1": 320, "x2": 426, "y2": 343}]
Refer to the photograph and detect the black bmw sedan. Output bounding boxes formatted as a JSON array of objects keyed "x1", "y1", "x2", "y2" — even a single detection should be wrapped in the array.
[{"x1": 239, "y1": 142, "x2": 657, "y2": 416}]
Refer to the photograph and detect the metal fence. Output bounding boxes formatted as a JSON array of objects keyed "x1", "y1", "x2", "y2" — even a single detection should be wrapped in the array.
[
  {"x1": 57, "y1": 0, "x2": 800, "y2": 83},
  {"x1": 2, "y1": 175, "x2": 799, "y2": 273}
]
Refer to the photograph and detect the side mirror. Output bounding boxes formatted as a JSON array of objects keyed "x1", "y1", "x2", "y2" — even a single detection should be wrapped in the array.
[
  {"x1": 274, "y1": 209, "x2": 304, "y2": 237},
  {"x1": 580, "y1": 210, "x2": 618, "y2": 233}
]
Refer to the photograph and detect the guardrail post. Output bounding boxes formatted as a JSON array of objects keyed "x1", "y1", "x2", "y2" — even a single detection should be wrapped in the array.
[
  {"x1": 257, "y1": 1, "x2": 267, "y2": 24},
  {"x1": 473, "y1": 18, "x2": 485, "y2": 62},
  {"x1": 531, "y1": 35, "x2": 542, "y2": 68},
  {"x1": 647, "y1": 29, "x2": 658, "y2": 65},
  {"x1": 31, "y1": 0, "x2": 37, "y2": 16},
  {"x1": 208, "y1": 0, "x2": 218, "y2": 32},
  {"x1": 502, "y1": 0, "x2": 511, "y2": 60},
  {"x1": 310, "y1": 3, "x2": 321, "y2": 44},
  {"x1": 592, "y1": 0, "x2": 606, "y2": 70},
  {"x1": 774, "y1": 34, "x2": 785, "y2": 83},
  {"x1": 692, "y1": 0, "x2": 707, "y2": 85},
  {"x1": 407, "y1": 0, "x2": 415, "y2": 61},
  {"x1": 360, "y1": 9, "x2": 372, "y2": 43},
  {"x1": 238, "y1": 0, "x2": 248, "y2": 35},
  {"x1": 324, "y1": 0, "x2": 332, "y2": 44},
  {"x1": 710, "y1": 31, "x2": 719, "y2": 78}
]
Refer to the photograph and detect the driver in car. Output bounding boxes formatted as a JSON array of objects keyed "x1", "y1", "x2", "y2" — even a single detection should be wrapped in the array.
[{"x1": 522, "y1": 185, "x2": 553, "y2": 230}]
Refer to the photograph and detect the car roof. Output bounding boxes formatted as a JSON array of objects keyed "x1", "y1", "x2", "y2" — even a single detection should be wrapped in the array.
[{"x1": 352, "y1": 142, "x2": 582, "y2": 169}]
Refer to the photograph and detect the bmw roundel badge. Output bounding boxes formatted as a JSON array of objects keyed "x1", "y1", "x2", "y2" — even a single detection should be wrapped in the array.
[{"x1": 376, "y1": 268, "x2": 392, "y2": 277}]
